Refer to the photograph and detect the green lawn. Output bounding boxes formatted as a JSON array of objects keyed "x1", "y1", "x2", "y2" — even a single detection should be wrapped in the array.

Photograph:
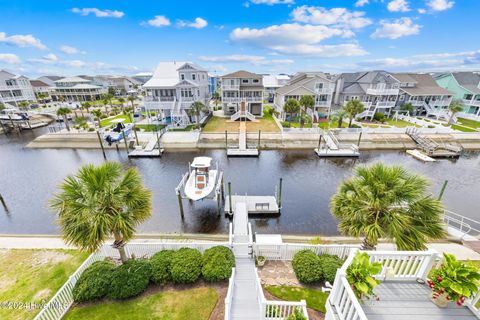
[
  {"x1": 265, "y1": 286, "x2": 329, "y2": 313},
  {"x1": 457, "y1": 117, "x2": 480, "y2": 129},
  {"x1": 0, "y1": 249, "x2": 89, "y2": 320},
  {"x1": 100, "y1": 114, "x2": 131, "y2": 128},
  {"x1": 384, "y1": 118, "x2": 420, "y2": 128},
  {"x1": 202, "y1": 116, "x2": 280, "y2": 133},
  {"x1": 169, "y1": 125, "x2": 195, "y2": 132},
  {"x1": 64, "y1": 287, "x2": 218, "y2": 320},
  {"x1": 136, "y1": 124, "x2": 166, "y2": 132},
  {"x1": 452, "y1": 124, "x2": 477, "y2": 132}
]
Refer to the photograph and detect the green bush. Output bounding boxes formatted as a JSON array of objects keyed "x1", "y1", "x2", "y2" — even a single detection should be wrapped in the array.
[
  {"x1": 373, "y1": 112, "x2": 385, "y2": 122},
  {"x1": 72, "y1": 260, "x2": 116, "y2": 302},
  {"x1": 202, "y1": 246, "x2": 235, "y2": 282},
  {"x1": 170, "y1": 248, "x2": 203, "y2": 284},
  {"x1": 287, "y1": 307, "x2": 308, "y2": 320},
  {"x1": 292, "y1": 250, "x2": 322, "y2": 283},
  {"x1": 108, "y1": 259, "x2": 152, "y2": 299},
  {"x1": 88, "y1": 127, "x2": 95, "y2": 132},
  {"x1": 318, "y1": 254, "x2": 344, "y2": 283},
  {"x1": 150, "y1": 250, "x2": 175, "y2": 285}
]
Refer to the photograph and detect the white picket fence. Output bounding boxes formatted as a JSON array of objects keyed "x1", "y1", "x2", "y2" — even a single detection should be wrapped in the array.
[
  {"x1": 224, "y1": 267, "x2": 236, "y2": 320},
  {"x1": 34, "y1": 241, "x2": 229, "y2": 320},
  {"x1": 253, "y1": 243, "x2": 359, "y2": 261}
]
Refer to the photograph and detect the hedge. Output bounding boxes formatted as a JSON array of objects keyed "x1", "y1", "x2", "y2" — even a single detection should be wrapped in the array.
[
  {"x1": 318, "y1": 254, "x2": 344, "y2": 283},
  {"x1": 202, "y1": 246, "x2": 235, "y2": 282},
  {"x1": 292, "y1": 250, "x2": 323, "y2": 283},
  {"x1": 150, "y1": 250, "x2": 175, "y2": 285},
  {"x1": 72, "y1": 260, "x2": 116, "y2": 302},
  {"x1": 170, "y1": 248, "x2": 203, "y2": 284},
  {"x1": 108, "y1": 259, "x2": 152, "y2": 299}
]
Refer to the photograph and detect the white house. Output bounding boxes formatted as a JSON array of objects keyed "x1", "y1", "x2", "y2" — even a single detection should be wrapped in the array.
[
  {"x1": 263, "y1": 74, "x2": 290, "y2": 102},
  {"x1": 51, "y1": 76, "x2": 106, "y2": 102},
  {"x1": 143, "y1": 61, "x2": 210, "y2": 127},
  {"x1": 0, "y1": 70, "x2": 36, "y2": 107}
]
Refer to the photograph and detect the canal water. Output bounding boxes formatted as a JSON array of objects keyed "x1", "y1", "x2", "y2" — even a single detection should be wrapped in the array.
[{"x1": 1, "y1": 127, "x2": 480, "y2": 236}]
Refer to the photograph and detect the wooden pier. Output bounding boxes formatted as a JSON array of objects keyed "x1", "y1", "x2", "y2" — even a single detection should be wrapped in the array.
[
  {"x1": 224, "y1": 195, "x2": 279, "y2": 215},
  {"x1": 128, "y1": 130, "x2": 165, "y2": 158},
  {"x1": 226, "y1": 122, "x2": 259, "y2": 157},
  {"x1": 406, "y1": 127, "x2": 462, "y2": 158},
  {"x1": 315, "y1": 130, "x2": 360, "y2": 157}
]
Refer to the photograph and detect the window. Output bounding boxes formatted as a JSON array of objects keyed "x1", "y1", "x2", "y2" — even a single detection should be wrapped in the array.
[
  {"x1": 242, "y1": 79, "x2": 249, "y2": 84},
  {"x1": 253, "y1": 79, "x2": 259, "y2": 83},
  {"x1": 181, "y1": 74, "x2": 185, "y2": 80},
  {"x1": 192, "y1": 74, "x2": 196, "y2": 80},
  {"x1": 315, "y1": 82, "x2": 324, "y2": 91}
]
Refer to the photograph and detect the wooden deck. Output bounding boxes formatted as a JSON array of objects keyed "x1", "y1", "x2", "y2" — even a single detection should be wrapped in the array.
[
  {"x1": 227, "y1": 122, "x2": 259, "y2": 157},
  {"x1": 225, "y1": 195, "x2": 279, "y2": 215},
  {"x1": 363, "y1": 282, "x2": 478, "y2": 320}
]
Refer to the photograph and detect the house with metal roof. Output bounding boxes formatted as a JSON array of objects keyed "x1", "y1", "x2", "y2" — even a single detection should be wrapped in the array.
[
  {"x1": 274, "y1": 72, "x2": 336, "y2": 122},
  {"x1": 51, "y1": 76, "x2": 106, "y2": 102},
  {"x1": 143, "y1": 61, "x2": 210, "y2": 127},
  {"x1": 435, "y1": 72, "x2": 480, "y2": 117},
  {"x1": 0, "y1": 70, "x2": 36, "y2": 107},
  {"x1": 220, "y1": 70, "x2": 264, "y2": 120}
]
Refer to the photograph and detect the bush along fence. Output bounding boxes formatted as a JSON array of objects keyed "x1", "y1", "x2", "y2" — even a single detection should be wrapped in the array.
[{"x1": 34, "y1": 241, "x2": 229, "y2": 320}]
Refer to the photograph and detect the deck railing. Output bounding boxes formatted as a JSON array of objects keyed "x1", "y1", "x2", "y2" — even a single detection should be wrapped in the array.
[
  {"x1": 467, "y1": 290, "x2": 480, "y2": 317},
  {"x1": 253, "y1": 243, "x2": 359, "y2": 261},
  {"x1": 224, "y1": 267, "x2": 236, "y2": 320}
]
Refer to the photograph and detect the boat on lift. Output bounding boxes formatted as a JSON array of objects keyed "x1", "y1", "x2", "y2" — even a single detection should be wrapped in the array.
[
  {"x1": 103, "y1": 119, "x2": 134, "y2": 146},
  {"x1": 184, "y1": 157, "x2": 218, "y2": 201},
  {"x1": 0, "y1": 108, "x2": 29, "y2": 121}
]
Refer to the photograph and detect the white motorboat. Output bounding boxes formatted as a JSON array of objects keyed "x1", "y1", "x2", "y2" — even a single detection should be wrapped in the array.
[
  {"x1": 103, "y1": 120, "x2": 134, "y2": 146},
  {"x1": 0, "y1": 108, "x2": 29, "y2": 121},
  {"x1": 184, "y1": 157, "x2": 218, "y2": 201}
]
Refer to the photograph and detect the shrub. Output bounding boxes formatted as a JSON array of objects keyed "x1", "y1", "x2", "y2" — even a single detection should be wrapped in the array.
[
  {"x1": 170, "y1": 248, "x2": 202, "y2": 284},
  {"x1": 88, "y1": 127, "x2": 95, "y2": 132},
  {"x1": 109, "y1": 111, "x2": 116, "y2": 116},
  {"x1": 108, "y1": 259, "x2": 152, "y2": 299},
  {"x1": 202, "y1": 246, "x2": 235, "y2": 282},
  {"x1": 373, "y1": 112, "x2": 385, "y2": 122},
  {"x1": 292, "y1": 250, "x2": 322, "y2": 283},
  {"x1": 72, "y1": 260, "x2": 115, "y2": 302},
  {"x1": 318, "y1": 254, "x2": 344, "y2": 283},
  {"x1": 150, "y1": 250, "x2": 175, "y2": 285},
  {"x1": 286, "y1": 307, "x2": 308, "y2": 320}
]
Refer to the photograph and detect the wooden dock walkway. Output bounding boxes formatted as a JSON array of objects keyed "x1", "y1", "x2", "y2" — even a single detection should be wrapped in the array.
[
  {"x1": 225, "y1": 195, "x2": 279, "y2": 215},
  {"x1": 227, "y1": 122, "x2": 259, "y2": 157},
  {"x1": 315, "y1": 130, "x2": 360, "y2": 157},
  {"x1": 128, "y1": 133, "x2": 164, "y2": 158}
]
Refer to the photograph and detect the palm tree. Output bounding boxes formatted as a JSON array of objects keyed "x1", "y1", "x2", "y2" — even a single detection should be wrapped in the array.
[
  {"x1": 333, "y1": 109, "x2": 349, "y2": 128},
  {"x1": 0, "y1": 103, "x2": 4, "y2": 111},
  {"x1": 104, "y1": 93, "x2": 114, "y2": 110},
  {"x1": 283, "y1": 99, "x2": 300, "y2": 126},
  {"x1": 299, "y1": 95, "x2": 315, "y2": 128},
  {"x1": 330, "y1": 162, "x2": 446, "y2": 250},
  {"x1": 91, "y1": 109, "x2": 103, "y2": 128},
  {"x1": 127, "y1": 95, "x2": 136, "y2": 112},
  {"x1": 118, "y1": 97, "x2": 126, "y2": 114},
  {"x1": 102, "y1": 99, "x2": 110, "y2": 114},
  {"x1": 50, "y1": 162, "x2": 152, "y2": 263},
  {"x1": 56, "y1": 107, "x2": 71, "y2": 131},
  {"x1": 188, "y1": 101, "x2": 207, "y2": 129},
  {"x1": 448, "y1": 100, "x2": 464, "y2": 124},
  {"x1": 18, "y1": 101, "x2": 30, "y2": 110},
  {"x1": 82, "y1": 102, "x2": 91, "y2": 114},
  {"x1": 400, "y1": 102, "x2": 414, "y2": 116},
  {"x1": 344, "y1": 100, "x2": 365, "y2": 128}
]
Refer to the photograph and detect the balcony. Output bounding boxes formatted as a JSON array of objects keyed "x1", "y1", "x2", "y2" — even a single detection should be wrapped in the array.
[
  {"x1": 366, "y1": 88, "x2": 400, "y2": 96},
  {"x1": 464, "y1": 99, "x2": 480, "y2": 107},
  {"x1": 222, "y1": 84, "x2": 240, "y2": 90},
  {"x1": 315, "y1": 87, "x2": 334, "y2": 94},
  {"x1": 222, "y1": 96, "x2": 263, "y2": 103},
  {"x1": 375, "y1": 101, "x2": 396, "y2": 108},
  {"x1": 144, "y1": 96, "x2": 176, "y2": 110},
  {"x1": 0, "y1": 85, "x2": 27, "y2": 91}
]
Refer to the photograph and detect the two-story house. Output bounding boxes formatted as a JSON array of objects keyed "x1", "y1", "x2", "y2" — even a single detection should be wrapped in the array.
[
  {"x1": 220, "y1": 70, "x2": 264, "y2": 120},
  {"x1": 435, "y1": 72, "x2": 480, "y2": 118},
  {"x1": 30, "y1": 80, "x2": 52, "y2": 102},
  {"x1": 274, "y1": 72, "x2": 335, "y2": 122},
  {"x1": 391, "y1": 73, "x2": 453, "y2": 119},
  {"x1": 143, "y1": 61, "x2": 210, "y2": 127},
  {"x1": 0, "y1": 70, "x2": 36, "y2": 107},
  {"x1": 263, "y1": 74, "x2": 291, "y2": 102},
  {"x1": 334, "y1": 71, "x2": 400, "y2": 120},
  {"x1": 51, "y1": 76, "x2": 106, "y2": 102}
]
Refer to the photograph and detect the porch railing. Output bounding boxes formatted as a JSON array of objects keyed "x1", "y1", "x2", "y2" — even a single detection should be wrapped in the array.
[
  {"x1": 253, "y1": 243, "x2": 359, "y2": 261},
  {"x1": 224, "y1": 267, "x2": 236, "y2": 320}
]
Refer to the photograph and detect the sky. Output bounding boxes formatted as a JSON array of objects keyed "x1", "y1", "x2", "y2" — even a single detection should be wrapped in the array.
[{"x1": 0, "y1": 0, "x2": 479, "y2": 78}]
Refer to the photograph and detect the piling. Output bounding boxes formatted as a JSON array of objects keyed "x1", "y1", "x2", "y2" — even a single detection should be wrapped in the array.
[
  {"x1": 0, "y1": 193, "x2": 7, "y2": 211},
  {"x1": 357, "y1": 132, "x2": 363, "y2": 147},
  {"x1": 221, "y1": 175, "x2": 225, "y2": 201},
  {"x1": 258, "y1": 130, "x2": 261, "y2": 149},
  {"x1": 438, "y1": 180, "x2": 448, "y2": 200},
  {"x1": 278, "y1": 178, "x2": 283, "y2": 208},
  {"x1": 225, "y1": 130, "x2": 228, "y2": 150},
  {"x1": 122, "y1": 130, "x2": 129, "y2": 155},
  {"x1": 96, "y1": 130, "x2": 107, "y2": 159},
  {"x1": 156, "y1": 125, "x2": 161, "y2": 154},
  {"x1": 228, "y1": 182, "x2": 232, "y2": 214},
  {"x1": 176, "y1": 189, "x2": 185, "y2": 219},
  {"x1": 317, "y1": 133, "x2": 322, "y2": 151}
]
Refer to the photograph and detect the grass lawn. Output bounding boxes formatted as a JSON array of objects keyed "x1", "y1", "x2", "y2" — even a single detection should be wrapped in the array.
[
  {"x1": 202, "y1": 116, "x2": 280, "y2": 133},
  {"x1": 64, "y1": 287, "x2": 218, "y2": 320},
  {"x1": 457, "y1": 117, "x2": 480, "y2": 129},
  {"x1": 384, "y1": 118, "x2": 420, "y2": 128},
  {"x1": 169, "y1": 125, "x2": 195, "y2": 132},
  {"x1": 100, "y1": 114, "x2": 131, "y2": 128},
  {"x1": 136, "y1": 124, "x2": 166, "y2": 132},
  {"x1": 318, "y1": 120, "x2": 348, "y2": 129},
  {"x1": 452, "y1": 124, "x2": 477, "y2": 132},
  {"x1": 265, "y1": 286, "x2": 329, "y2": 313},
  {"x1": 0, "y1": 249, "x2": 89, "y2": 320}
]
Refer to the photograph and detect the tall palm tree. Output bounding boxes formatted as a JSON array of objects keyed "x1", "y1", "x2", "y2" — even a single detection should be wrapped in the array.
[
  {"x1": 91, "y1": 109, "x2": 103, "y2": 128},
  {"x1": 331, "y1": 162, "x2": 446, "y2": 250},
  {"x1": 283, "y1": 98, "x2": 300, "y2": 126},
  {"x1": 448, "y1": 100, "x2": 464, "y2": 124},
  {"x1": 127, "y1": 95, "x2": 136, "y2": 112},
  {"x1": 118, "y1": 97, "x2": 126, "y2": 114},
  {"x1": 82, "y1": 102, "x2": 91, "y2": 114},
  {"x1": 102, "y1": 99, "x2": 110, "y2": 114},
  {"x1": 344, "y1": 99, "x2": 365, "y2": 128},
  {"x1": 56, "y1": 107, "x2": 71, "y2": 131},
  {"x1": 299, "y1": 95, "x2": 315, "y2": 128},
  {"x1": 188, "y1": 101, "x2": 207, "y2": 129},
  {"x1": 50, "y1": 162, "x2": 152, "y2": 263}
]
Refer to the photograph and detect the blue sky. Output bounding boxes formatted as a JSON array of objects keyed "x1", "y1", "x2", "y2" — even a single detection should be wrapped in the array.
[{"x1": 0, "y1": 0, "x2": 478, "y2": 77}]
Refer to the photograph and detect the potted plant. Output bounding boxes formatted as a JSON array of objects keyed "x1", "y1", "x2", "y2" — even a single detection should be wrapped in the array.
[
  {"x1": 427, "y1": 253, "x2": 480, "y2": 308},
  {"x1": 346, "y1": 251, "x2": 382, "y2": 300},
  {"x1": 256, "y1": 255, "x2": 266, "y2": 267}
]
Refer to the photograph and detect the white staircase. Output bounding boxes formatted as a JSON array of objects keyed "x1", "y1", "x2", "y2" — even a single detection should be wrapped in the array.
[
  {"x1": 231, "y1": 110, "x2": 256, "y2": 122},
  {"x1": 170, "y1": 99, "x2": 190, "y2": 128},
  {"x1": 423, "y1": 102, "x2": 452, "y2": 122}
]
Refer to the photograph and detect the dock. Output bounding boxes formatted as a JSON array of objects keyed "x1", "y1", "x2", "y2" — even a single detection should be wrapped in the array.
[
  {"x1": 225, "y1": 195, "x2": 279, "y2": 215},
  {"x1": 315, "y1": 130, "x2": 360, "y2": 157},
  {"x1": 406, "y1": 149, "x2": 436, "y2": 162},
  {"x1": 406, "y1": 127, "x2": 462, "y2": 158},
  {"x1": 227, "y1": 122, "x2": 259, "y2": 157},
  {"x1": 128, "y1": 131, "x2": 165, "y2": 158}
]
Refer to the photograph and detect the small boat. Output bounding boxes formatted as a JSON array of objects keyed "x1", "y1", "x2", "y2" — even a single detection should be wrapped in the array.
[
  {"x1": 184, "y1": 157, "x2": 218, "y2": 201},
  {"x1": 0, "y1": 108, "x2": 29, "y2": 121},
  {"x1": 103, "y1": 120, "x2": 134, "y2": 146}
]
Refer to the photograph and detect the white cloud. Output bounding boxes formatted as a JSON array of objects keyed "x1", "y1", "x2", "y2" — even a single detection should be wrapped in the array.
[
  {"x1": 199, "y1": 54, "x2": 294, "y2": 65},
  {"x1": 355, "y1": 0, "x2": 369, "y2": 7},
  {"x1": 371, "y1": 18, "x2": 421, "y2": 39},
  {"x1": 250, "y1": 0, "x2": 295, "y2": 5},
  {"x1": 177, "y1": 17, "x2": 208, "y2": 29},
  {"x1": 427, "y1": 0, "x2": 454, "y2": 11},
  {"x1": 43, "y1": 53, "x2": 58, "y2": 62},
  {"x1": 291, "y1": 6, "x2": 372, "y2": 29},
  {"x1": 0, "y1": 53, "x2": 20, "y2": 64},
  {"x1": 267, "y1": 43, "x2": 367, "y2": 57},
  {"x1": 387, "y1": 0, "x2": 410, "y2": 12},
  {"x1": 71, "y1": 8, "x2": 124, "y2": 18},
  {"x1": 418, "y1": 8, "x2": 427, "y2": 14},
  {"x1": 143, "y1": 15, "x2": 171, "y2": 28},
  {"x1": 60, "y1": 45, "x2": 85, "y2": 55},
  {"x1": 0, "y1": 32, "x2": 46, "y2": 50}
]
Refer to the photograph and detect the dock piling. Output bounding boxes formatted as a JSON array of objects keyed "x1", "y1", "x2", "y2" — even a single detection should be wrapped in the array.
[
  {"x1": 258, "y1": 130, "x2": 261, "y2": 150},
  {"x1": 96, "y1": 130, "x2": 107, "y2": 159},
  {"x1": 228, "y1": 182, "x2": 232, "y2": 214},
  {"x1": 122, "y1": 130, "x2": 129, "y2": 155},
  {"x1": 0, "y1": 193, "x2": 8, "y2": 211},
  {"x1": 317, "y1": 133, "x2": 322, "y2": 151},
  {"x1": 438, "y1": 180, "x2": 449, "y2": 200},
  {"x1": 357, "y1": 132, "x2": 363, "y2": 147},
  {"x1": 225, "y1": 130, "x2": 228, "y2": 150},
  {"x1": 278, "y1": 177, "x2": 283, "y2": 208},
  {"x1": 176, "y1": 189, "x2": 185, "y2": 219}
]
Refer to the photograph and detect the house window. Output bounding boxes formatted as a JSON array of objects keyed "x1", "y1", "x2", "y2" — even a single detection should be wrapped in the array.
[
  {"x1": 192, "y1": 74, "x2": 196, "y2": 80},
  {"x1": 315, "y1": 82, "x2": 324, "y2": 91},
  {"x1": 253, "y1": 79, "x2": 259, "y2": 83},
  {"x1": 242, "y1": 79, "x2": 249, "y2": 84},
  {"x1": 181, "y1": 74, "x2": 185, "y2": 80}
]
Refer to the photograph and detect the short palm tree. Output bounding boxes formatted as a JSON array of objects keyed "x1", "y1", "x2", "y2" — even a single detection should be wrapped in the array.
[
  {"x1": 344, "y1": 100, "x2": 365, "y2": 127},
  {"x1": 299, "y1": 95, "x2": 315, "y2": 128},
  {"x1": 284, "y1": 98, "x2": 300, "y2": 126},
  {"x1": 334, "y1": 109, "x2": 349, "y2": 128},
  {"x1": 118, "y1": 97, "x2": 126, "y2": 114},
  {"x1": 188, "y1": 101, "x2": 207, "y2": 129},
  {"x1": 18, "y1": 101, "x2": 30, "y2": 110},
  {"x1": 50, "y1": 162, "x2": 152, "y2": 262},
  {"x1": 448, "y1": 100, "x2": 464, "y2": 124},
  {"x1": 82, "y1": 102, "x2": 91, "y2": 114},
  {"x1": 56, "y1": 107, "x2": 71, "y2": 131},
  {"x1": 127, "y1": 95, "x2": 136, "y2": 112},
  {"x1": 330, "y1": 162, "x2": 446, "y2": 250},
  {"x1": 91, "y1": 109, "x2": 103, "y2": 128}
]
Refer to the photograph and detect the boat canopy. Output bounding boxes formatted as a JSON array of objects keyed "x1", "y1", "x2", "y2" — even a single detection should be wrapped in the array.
[{"x1": 191, "y1": 157, "x2": 212, "y2": 168}]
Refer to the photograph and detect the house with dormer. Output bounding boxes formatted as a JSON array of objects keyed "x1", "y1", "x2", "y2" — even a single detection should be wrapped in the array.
[{"x1": 143, "y1": 61, "x2": 210, "y2": 127}]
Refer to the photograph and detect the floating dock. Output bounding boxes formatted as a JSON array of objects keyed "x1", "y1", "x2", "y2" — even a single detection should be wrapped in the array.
[
  {"x1": 225, "y1": 195, "x2": 279, "y2": 215},
  {"x1": 315, "y1": 130, "x2": 360, "y2": 157},
  {"x1": 406, "y1": 149, "x2": 436, "y2": 162},
  {"x1": 227, "y1": 122, "x2": 259, "y2": 157},
  {"x1": 128, "y1": 132, "x2": 164, "y2": 158}
]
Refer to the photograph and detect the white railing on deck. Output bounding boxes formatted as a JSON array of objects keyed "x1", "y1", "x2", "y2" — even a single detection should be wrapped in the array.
[
  {"x1": 224, "y1": 267, "x2": 236, "y2": 320},
  {"x1": 253, "y1": 243, "x2": 359, "y2": 261},
  {"x1": 229, "y1": 222, "x2": 234, "y2": 247},
  {"x1": 467, "y1": 290, "x2": 480, "y2": 317}
]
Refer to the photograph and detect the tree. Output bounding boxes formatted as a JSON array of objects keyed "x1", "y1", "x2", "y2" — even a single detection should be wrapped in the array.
[
  {"x1": 82, "y1": 102, "x2": 91, "y2": 114},
  {"x1": 56, "y1": 107, "x2": 71, "y2": 131},
  {"x1": 188, "y1": 101, "x2": 207, "y2": 129},
  {"x1": 0, "y1": 103, "x2": 4, "y2": 111},
  {"x1": 333, "y1": 109, "x2": 349, "y2": 128},
  {"x1": 344, "y1": 100, "x2": 365, "y2": 128},
  {"x1": 50, "y1": 162, "x2": 152, "y2": 263},
  {"x1": 91, "y1": 109, "x2": 103, "y2": 128},
  {"x1": 330, "y1": 162, "x2": 446, "y2": 250},
  {"x1": 448, "y1": 100, "x2": 464, "y2": 125},
  {"x1": 213, "y1": 91, "x2": 220, "y2": 109},
  {"x1": 400, "y1": 102, "x2": 414, "y2": 116},
  {"x1": 108, "y1": 87, "x2": 116, "y2": 97},
  {"x1": 299, "y1": 95, "x2": 315, "y2": 128},
  {"x1": 283, "y1": 99, "x2": 300, "y2": 126},
  {"x1": 118, "y1": 97, "x2": 126, "y2": 114},
  {"x1": 127, "y1": 95, "x2": 136, "y2": 112},
  {"x1": 102, "y1": 99, "x2": 110, "y2": 114},
  {"x1": 18, "y1": 101, "x2": 30, "y2": 110}
]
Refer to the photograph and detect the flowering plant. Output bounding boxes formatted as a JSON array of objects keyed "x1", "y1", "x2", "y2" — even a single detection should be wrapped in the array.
[{"x1": 428, "y1": 253, "x2": 480, "y2": 306}]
